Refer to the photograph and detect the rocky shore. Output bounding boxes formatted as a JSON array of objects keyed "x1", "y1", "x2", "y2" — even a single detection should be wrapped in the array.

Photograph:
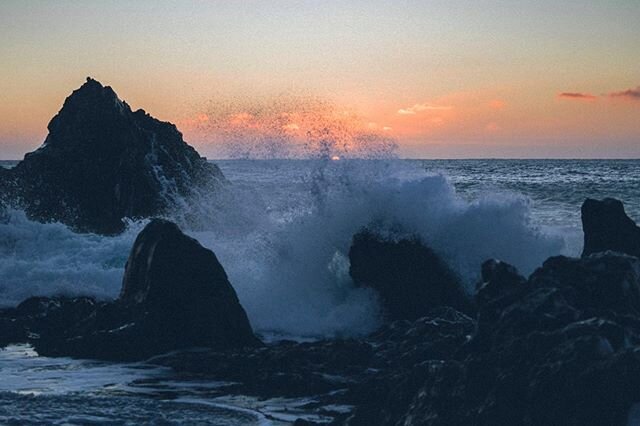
[{"x1": 1, "y1": 196, "x2": 640, "y2": 424}]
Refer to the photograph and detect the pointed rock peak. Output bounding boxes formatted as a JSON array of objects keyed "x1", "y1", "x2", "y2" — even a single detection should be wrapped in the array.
[
  {"x1": 85, "y1": 76, "x2": 103, "y2": 86},
  {"x1": 46, "y1": 77, "x2": 132, "y2": 135},
  {"x1": 66, "y1": 76, "x2": 121, "y2": 105}
]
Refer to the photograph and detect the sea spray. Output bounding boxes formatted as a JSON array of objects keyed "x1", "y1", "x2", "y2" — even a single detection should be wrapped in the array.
[
  {"x1": 0, "y1": 160, "x2": 566, "y2": 338},
  {"x1": 181, "y1": 159, "x2": 565, "y2": 337}
]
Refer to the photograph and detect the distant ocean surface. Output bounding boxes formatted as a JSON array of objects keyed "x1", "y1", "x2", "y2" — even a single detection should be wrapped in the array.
[
  {"x1": 215, "y1": 158, "x2": 640, "y2": 240},
  {"x1": 1, "y1": 158, "x2": 640, "y2": 424},
  {"x1": 3, "y1": 159, "x2": 639, "y2": 230}
]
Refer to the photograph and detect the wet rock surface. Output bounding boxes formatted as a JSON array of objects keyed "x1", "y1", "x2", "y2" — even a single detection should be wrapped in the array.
[{"x1": 0, "y1": 78, "x2": 224, "y2": 234}]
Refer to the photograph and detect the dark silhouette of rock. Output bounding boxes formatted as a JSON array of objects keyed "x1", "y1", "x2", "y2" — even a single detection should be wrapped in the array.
[
  {"x1": 349, "y1": 229, "x2": 472, "y2": 320},
  {"x1": 152, "y1": 306, "x2": 474, "y2": 421},
  {"x1": 117, "y1": 219, "x2": 259, "y2": 351},
  {"x1": 348, "y1": 252, "x2": 640, "y2": 426},
  {"x1": 0, "y1": 219, "x2": 258, "y2": 361},
  {"x1": 582, "y1": 197, "x2": 640, "y2": 258},
  {"x1": 0, "y1": 78, "x2": 224, "y2": 234}
]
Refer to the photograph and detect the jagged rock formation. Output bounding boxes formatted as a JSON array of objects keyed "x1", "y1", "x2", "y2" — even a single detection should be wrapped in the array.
[
  {"x1": 347, "y1": 252, "x2": 640, "y2": 426},
  {"x1": 0, "y1": 219, "x2": 258, "y2": 361},
  {"x1": 0, "y1": 78, "x2": 224, "y2": 234},
  {"x1": 349, "y1": 229, "x2": 472, "y2": 320},
  {"x1": 582, "y1": 197, "x2": 640, "y2": 258}
]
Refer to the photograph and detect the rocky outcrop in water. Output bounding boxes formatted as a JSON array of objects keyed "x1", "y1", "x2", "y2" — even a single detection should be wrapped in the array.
[
  {"x1": 0, "y1": 78, "x2": 224, "y2": 235},
  {"x1": 0, "y1": 219, "x2": 258, "y2": 361},
  {"x1": 582, "y1": 197, "x2": 640, "y2": 258},
  {"x1": 349, "y1": 230, "x2": 472, "y2": 320}
]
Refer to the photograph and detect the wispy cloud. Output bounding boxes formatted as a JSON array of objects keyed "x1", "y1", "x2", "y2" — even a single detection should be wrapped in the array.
[
  {"x1": 608, "y1": 86, "x2": 640, "y2": 100},
  {"x1": 397, "y1": 103, "x2": 453, "y2": 115},
  {"x1": 558, "y1": 86, "x2": 640, "y2": 103},
  {"x1": 557, "y1": 92, "x2": 597, "y2": 101}
]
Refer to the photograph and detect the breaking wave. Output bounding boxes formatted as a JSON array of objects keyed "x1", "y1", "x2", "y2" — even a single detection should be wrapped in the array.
[{"x1": 0, "y1": 159, "x2": 565, "y2": 338}]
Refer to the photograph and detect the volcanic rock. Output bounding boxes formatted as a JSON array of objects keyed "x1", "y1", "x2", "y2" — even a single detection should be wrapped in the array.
[
  {"x1": 0, "y1": 77, "x2": 224, "y2": 234},
  {"x1": 582, "y1": 197, "x2": 640, "y2": 258},
  {"x1": 348, "y1": 229, "x2": 472, "y2": 320}
]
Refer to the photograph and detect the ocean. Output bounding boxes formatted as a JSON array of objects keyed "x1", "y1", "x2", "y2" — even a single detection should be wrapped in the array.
[{"x1": 1, "y1": 158, "x2": 640, "y2": 424}]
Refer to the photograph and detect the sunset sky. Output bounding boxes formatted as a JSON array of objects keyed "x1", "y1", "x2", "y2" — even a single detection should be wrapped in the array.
[{"x1": 1, "y1": 0, "x2": 639, "y2": 159}]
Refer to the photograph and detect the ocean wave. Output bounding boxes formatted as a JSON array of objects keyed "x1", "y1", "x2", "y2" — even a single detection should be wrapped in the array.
[{"x1": 0, "y1": 160, "x2": 566, "y2": 338}]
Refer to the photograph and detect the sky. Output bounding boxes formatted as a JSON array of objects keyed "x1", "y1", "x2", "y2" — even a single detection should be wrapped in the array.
[{"x1": 1, "y1": 0, "x2": 639, "y2": 159}]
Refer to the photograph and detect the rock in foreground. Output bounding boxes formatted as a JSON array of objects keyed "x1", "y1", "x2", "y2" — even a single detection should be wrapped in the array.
[
  {"x1": 0, "y1": 219, "x2": 258, "y2": 361},
  {"x1": 582, "y1": 197, "x2": 640, "y2": 258},
  {"x1": 349, "y1": 229, "x2": 472, "y2": 320},
  {"x1": 152, "y1": 252, "x2": 640, "y2": 425},
  {"x1": 118, "y1": 219, "x2": 258, "y2": 351},
  {"x1": 0, "y1": 78, "x2": 224, "y2": 234},
  {"x1": 349, "y1": 252, "x2": 640, "y2": 425}
]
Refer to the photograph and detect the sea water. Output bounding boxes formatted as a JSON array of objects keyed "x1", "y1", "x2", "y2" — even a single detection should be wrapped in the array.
[{"x1": 1, "y1": 159, "x2": 639, "y2": 424}]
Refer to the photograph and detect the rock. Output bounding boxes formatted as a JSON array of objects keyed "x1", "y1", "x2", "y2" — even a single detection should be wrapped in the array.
[
  {"x1": 151, "y1": 307, "x2": 475, "y2": 421},
  {"x1": 476, "y1": 259, "x2": 526, "y2": 306},
  {"x1": 529, "y1": 253, "x2": 640, "y2": 316},
  {"x1": 118, "y1": 219, "x2": 259, "y2": 351},
  {"x1": 0, "y1": 78, "x2": 224, "y2": 234},
  {"x1": 582, "y1": 198, "x2": 640, "y2": 258},
  {"x1": 0, "y1": 219, "x2": 258, "y2": 361},
  {"x1": 359, "y1": 252, "x2": 640, "y2": 426},
  {"x1": 0, "y1": 296, "x2": 99, "y2": 348},
  {"x1": 348, "y1": 229, "x2": 472, "y2": 321}
]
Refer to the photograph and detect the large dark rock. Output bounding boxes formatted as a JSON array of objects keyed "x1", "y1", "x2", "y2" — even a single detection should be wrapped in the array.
[
  {"x1": 0, "y1": 78, "x2": 224, "y2": 234},
  {"x1": 349, "y1": 229, "x2": 472, "y2": 321},
  {"x1": 348, "y1": 252, "x2": 640, "y2": 426},
  {"x1": 118, "y1": 219, "x2": 259, "y2": 351},
  {"x1": 0, "y1": 219, "x2": 258, "y2": 361},
  {"x1": 582, "y1": 198, "x2": 640, "y2": 258}
]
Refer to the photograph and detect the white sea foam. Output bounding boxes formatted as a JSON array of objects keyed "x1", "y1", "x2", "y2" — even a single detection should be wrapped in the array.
[
  {"x1": 0, "y1": 159, "x2": 567, "y2": 338},
  {"x1": 0, "y1": 210, "x2": 142, "y2": 307},
  {"x1": 184, "y1": 159, "x2": 564, "y2": 337}
]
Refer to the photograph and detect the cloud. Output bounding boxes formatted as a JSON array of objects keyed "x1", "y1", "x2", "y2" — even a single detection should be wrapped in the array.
[
  {"x1": 608, "y1": 86, "x2": 640, "y2": 100},
  {"x1": 557, "y1": 92, "x2": 597, "y2": 101},
  {"x1": 397, "y1": 103, "x2": 453, "y2": 115}
]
